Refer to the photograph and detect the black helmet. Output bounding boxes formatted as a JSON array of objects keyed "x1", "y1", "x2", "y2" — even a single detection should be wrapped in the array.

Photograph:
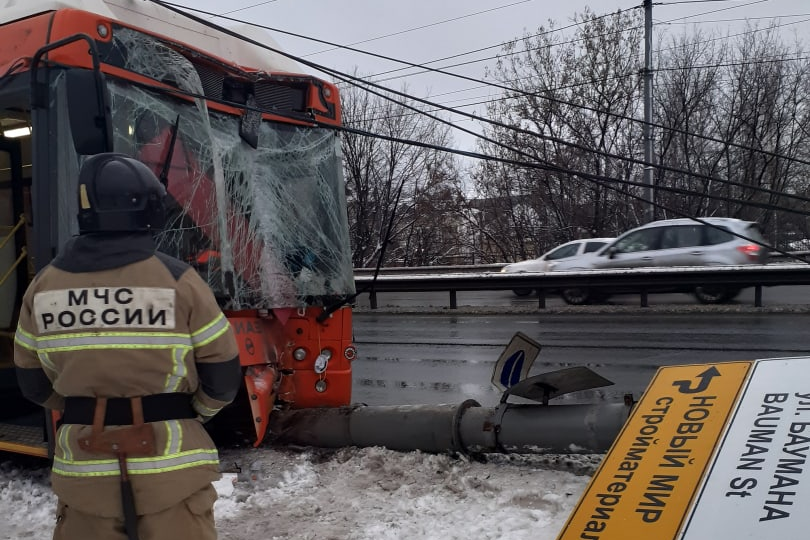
[{"x1": 77, "y1": 153, "x2": 167, "y2": 234}]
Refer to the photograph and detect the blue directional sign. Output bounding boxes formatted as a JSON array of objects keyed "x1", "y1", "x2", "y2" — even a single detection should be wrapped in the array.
[{"x1": 490, "y1": 332, "x2": 542, "y2": 392}]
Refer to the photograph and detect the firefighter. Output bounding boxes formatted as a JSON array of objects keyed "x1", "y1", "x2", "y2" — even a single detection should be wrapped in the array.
[{"x1": 13, "y1": 153, "x2": 241, "y2": 540}]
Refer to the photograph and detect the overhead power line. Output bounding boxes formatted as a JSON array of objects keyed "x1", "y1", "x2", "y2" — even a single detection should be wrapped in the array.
[
  {"x1": 118, "y1": 1, "x2": 810, "y2": 263},
  {"x1": 350, "y1": 69, "x2": 641, "y2": 122},
  {"x1": 655, "y1": 0, "x2": 750, "y2": 5},
  {"x1": 164, "y1": 0, "x2": 810, "y2": 172},
  {"x1": 336, "y1": 67, "x2": 810, "y2": 231},
  {"x1": 335, "y1": 65, "x2": 810, "y2": 213},
  {"x1": 366, "y1": 16, "x2": 809, "y2": 116},
  {"x1": 332, "y1": 114, "x2": 803, "y2": 260},
  {"x1": 656, "y1": 54, "x2": 810, "y2": 72},
  {"x1": 657, "y1": 0, "x2": 769, "y2": 23},
  {"x1": 657, "y1": 12, "x2": 810, "y2": 25},
  {"x1": 372, "y1": 10, "x2": 808, "y2": 110},
  {"x1": 359, "y1": 7, "x2": 642, "y2": 82},
  {"x1": 656, "y1": 15, "x2": 810, "y2": 54},
  {"x1": 148, "y1": 0, "x2": 810, "y2": 216},
  {"x1": 218, "y1": 1, "x2": 280, "y2": 17},
  {"x1": 302, "y1": 0, "x2": 535, "y2": 57},
  {"x1": 367, "y1": 23, "x2": 645, "y2": 87}
]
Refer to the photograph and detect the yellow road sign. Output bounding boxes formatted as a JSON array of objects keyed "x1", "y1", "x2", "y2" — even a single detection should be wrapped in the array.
[{"x1": 558, "y1": 361, "x2": 751, "y2": 540}]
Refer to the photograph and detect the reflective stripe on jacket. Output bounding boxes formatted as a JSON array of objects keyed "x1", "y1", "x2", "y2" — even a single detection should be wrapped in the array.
[{"x1": 13, "y1": 235, "x2": 240, "y2": 518}]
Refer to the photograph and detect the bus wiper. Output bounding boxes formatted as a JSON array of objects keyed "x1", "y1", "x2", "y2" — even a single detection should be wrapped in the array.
[{"x1": 159, "y1": 115, "x2": 181, "y2": 188}]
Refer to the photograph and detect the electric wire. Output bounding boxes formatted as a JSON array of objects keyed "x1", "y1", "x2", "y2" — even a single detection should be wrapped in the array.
[
  {"x1": 657, "y1": 0, "x2": 768, "y2": 22},
  {"x1": 658, "y1": 12, "x2": 810, "y2": 25},
  {"x1": 172, "y1": 0, "x2": 644, "y2": 89},
  {"x1": 148, "y1": 0, "x2": 810, "y2": 245},
  {"x1": 363, "y1": 19, "x2": 645, "y2": 86},
  {"x1": 349, "y1": 70, "x2": 640, "y2": 123},
  {"x1": 131, "y1": 2, "x2": 808, "y2": 264},
  {"x1": 331, "y1": 118, "x2": 802, "y2": 261},
  {"x1": 324, "y1": 64, "x2": 810, "y2": 220},
  {"x1": 354, "y1": 66, "x2": 641, "y2": 121},
  {"x1": 164, "y1": 0, "x2": 810, "y2": 171},
  {"x1": 656, "y1": 15, "x2": 810, "y2": 55},
  {"x1": 342, "y1": 73, "x2": 810, "y2": 218},
  {"x1": 656, "y1": 0, "x2": 752, "y2": 5},
  {"x1": 355, "y1": 3, "x2": 805, "y2": 108},
  {"x1": 362, "y1": 12, "x2": 809, "y2": 116},
  {"x1": 151, "y1": 3, "x2": 810, "y2": 231},
  {"x1": 151, "y1": 0, "x2": 810, "y2": 211},
  {"x1": 310, "y1": 6, "x2": 641, "y2": 81},
  {"x1": 303, "y1": 0, "x2": 535, "y2": 57},
  {"x1": 218, "y1": 0, "x2": 280, "y2": 17},
  {"x1": 656, "y1": 54, "x2": 810, "y2": 72}
]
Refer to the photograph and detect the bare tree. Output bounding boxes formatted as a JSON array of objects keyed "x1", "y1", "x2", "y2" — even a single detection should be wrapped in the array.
[
  {"x1": 654, "y1": 24, "x2": 810, "y2": 246},
  {"x1": 473, "y1": 8, "x2": 645, "y2": 261},
  {"x1": 342, "y1": 15, "x2": 810, "y2": 267},
  {"x1": 472, "y1": 12, "x2": 810, "y2": 260},
  {"x1": 340, "y1": 78, "x2": 463, "y2": 267}
]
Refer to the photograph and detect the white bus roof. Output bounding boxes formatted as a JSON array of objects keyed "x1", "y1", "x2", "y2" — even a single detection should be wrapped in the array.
[{"x1": 0, "y1": 0, "x2": 303, "y2": 74}]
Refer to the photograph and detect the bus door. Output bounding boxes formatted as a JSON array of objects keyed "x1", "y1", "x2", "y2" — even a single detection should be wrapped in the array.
[{"x1": 0, "y1": 133, "x2": 49, "y2": 458}]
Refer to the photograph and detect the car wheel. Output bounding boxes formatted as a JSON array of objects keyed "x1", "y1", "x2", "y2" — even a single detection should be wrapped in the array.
[
  {"x1": 512, "y1": 288, "x2": 533, "y2": 297},
  {"x1": 561, "y1": 288, "x2": 592, "y2": 305},
  {"x1": 693, "y1": 286, "x2": 739, "y2": 304}
]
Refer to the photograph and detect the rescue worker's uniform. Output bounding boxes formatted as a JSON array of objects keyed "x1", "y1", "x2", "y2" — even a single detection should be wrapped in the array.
[{"x1": 13, "y1": 153, "x2": 241, "y2": 540}]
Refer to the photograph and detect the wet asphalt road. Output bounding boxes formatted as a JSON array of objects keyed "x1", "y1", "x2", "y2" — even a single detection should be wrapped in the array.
[{"x1": 349, "y1": 287, "x2": 810, "y2": 408}]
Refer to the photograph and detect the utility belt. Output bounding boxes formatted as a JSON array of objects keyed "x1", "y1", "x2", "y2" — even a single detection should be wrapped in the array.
[
  {"x1": 63, "y1": 394, "x2": 196, "y2": 540},
  {"x1": 62, "y1": 393, "x2": 196, "y2": 425}
]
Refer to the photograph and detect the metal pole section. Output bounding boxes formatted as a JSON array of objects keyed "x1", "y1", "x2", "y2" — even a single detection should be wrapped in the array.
[
  {"x1": 643, "y1": 0, "x2": 655, "y2": 222},
  {"x1": 269, "y1": 401, "x2": 631, "y2": 454}
]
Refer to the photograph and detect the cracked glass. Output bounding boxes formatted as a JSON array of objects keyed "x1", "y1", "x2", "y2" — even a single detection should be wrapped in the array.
[{"x1": 54, "y1": 28, "x2": 354, "y2": 309}]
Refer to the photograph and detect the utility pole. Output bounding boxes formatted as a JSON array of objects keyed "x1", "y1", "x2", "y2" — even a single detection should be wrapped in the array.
[{"x1": 642, "y1": 0, "x2": 655, "y2": 222}]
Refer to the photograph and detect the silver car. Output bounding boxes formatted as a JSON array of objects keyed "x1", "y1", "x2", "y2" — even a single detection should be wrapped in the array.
[
  {"x1": 551, "y1": 217, "x2": 769, "y2": 304},
  {"x1": 501, "y1": 238, "x2": 614, "y2": 296}
]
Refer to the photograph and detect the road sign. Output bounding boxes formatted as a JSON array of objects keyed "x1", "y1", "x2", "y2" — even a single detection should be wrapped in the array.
[
  {"x1": 681, "y1": 356, "x2": 810, "y2": 538},
  {"x1": 490, "y1": 332, "x2": 541, "y2": 392},
  {"x1": 558, "y1": 361, "x2": 752, "y2": 540}
]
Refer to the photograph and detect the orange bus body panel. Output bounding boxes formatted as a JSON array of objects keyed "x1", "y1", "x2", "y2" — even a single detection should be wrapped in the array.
[
  {"x1": 270, "y1": 306, "x2": 353, "y2": 409},
  {"x1": 0, "y1": 13, "x2": 53, "y2": 74},
  {"x1": 0, "y1": 9, "x2": 341, "y2": 126}
]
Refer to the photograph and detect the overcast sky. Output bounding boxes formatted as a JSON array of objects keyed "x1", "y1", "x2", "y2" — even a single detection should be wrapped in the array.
[{"x1": 168, "y1": 0, "x2": 810, "y2": 152}]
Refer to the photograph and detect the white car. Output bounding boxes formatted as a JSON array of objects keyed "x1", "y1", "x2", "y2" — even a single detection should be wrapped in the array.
[{"x1": 501, "y1": 238, "x2": 614, "y2": 296}]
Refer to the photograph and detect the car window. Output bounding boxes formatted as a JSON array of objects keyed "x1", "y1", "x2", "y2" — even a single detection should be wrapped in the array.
[
  {"x1": 545, "y1": 243, "x2": 579, "y2": 260},
  {"x1": 746, "y1": 223, "x2": 766, "y2": 241},
  {"x1": 704, "y1": 226, "x2": 734, "y2": 245},
  {"x1": 584, "y1": 241, "x2": 607, "y2": 253},
  {"x1": 614, "y1": 228, "x2": 662, "y2": 253},
  {"x1": 660, "y1": 225, "x2": 702, "y2": 249}
]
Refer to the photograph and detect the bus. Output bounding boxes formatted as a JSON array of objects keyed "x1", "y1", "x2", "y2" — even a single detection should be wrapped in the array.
[{"x1": 0, "y1": 0, "x2": 356, "y2": 457}]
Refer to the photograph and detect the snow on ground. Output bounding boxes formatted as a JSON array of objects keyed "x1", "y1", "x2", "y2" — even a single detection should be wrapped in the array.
[{"x1": 0, "y1": 447, "x2": 603, "y2": 540}]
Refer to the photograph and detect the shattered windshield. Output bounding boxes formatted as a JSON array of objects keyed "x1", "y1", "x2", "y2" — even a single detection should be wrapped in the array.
[
  {"x1": 108, "y1": 83, "x2": 354, "y2": 309},
  {"x1": 52, "y1": 26, "x2": 354, "y2": 309}
]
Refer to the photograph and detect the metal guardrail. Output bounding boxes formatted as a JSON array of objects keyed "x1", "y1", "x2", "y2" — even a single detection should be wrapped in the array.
[
  {"x1": 354, "y1": 263, "x2": 810, "y2": 309},
  {"x1": 354, "y1": 263, "x2": 506, "y2": 275}
]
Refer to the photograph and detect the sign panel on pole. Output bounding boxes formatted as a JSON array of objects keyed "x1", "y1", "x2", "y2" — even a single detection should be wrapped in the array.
[
  {"x1": 490, "y1": 331, "x2": 541, "y2": 392},
  {"x1": 557, "y1": 362, "x2": 751, "y2": 540},
  {"x1": 680, "y1": 356, "x2": 810, "y2": 538}
]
